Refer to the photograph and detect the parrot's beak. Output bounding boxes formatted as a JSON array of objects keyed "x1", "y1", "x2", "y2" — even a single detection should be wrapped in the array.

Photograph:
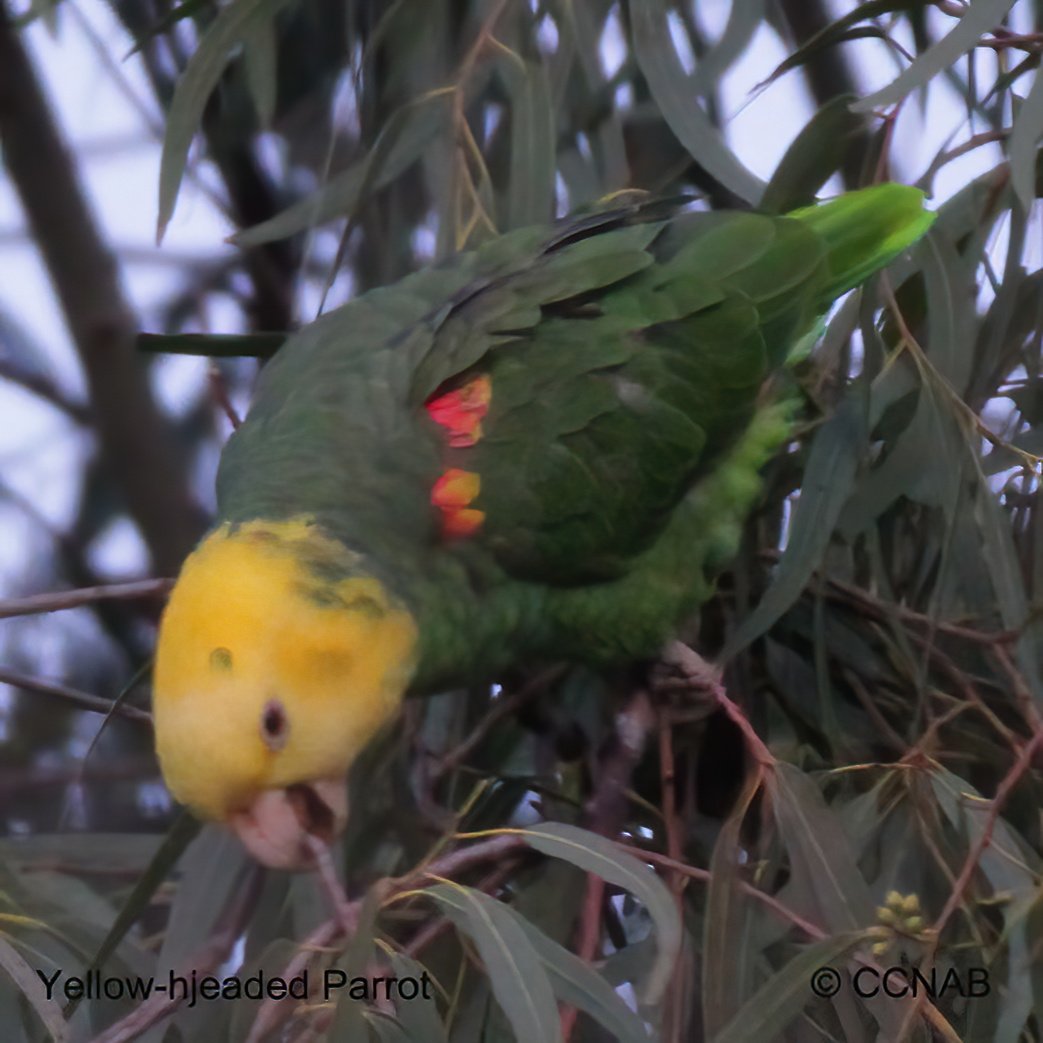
[{"x1": 228, "y1": 777, "x2": 348, "y2": 869}]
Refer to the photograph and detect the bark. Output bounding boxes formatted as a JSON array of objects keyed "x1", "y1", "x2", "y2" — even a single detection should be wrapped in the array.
[{"x1": 0, "y1": 9, "x2": 206, "y2": 573}]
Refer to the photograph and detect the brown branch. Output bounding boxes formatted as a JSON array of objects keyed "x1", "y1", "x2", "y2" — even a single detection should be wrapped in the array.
[
  {"x1": 892, "y1": 730, "x2": 1043, "y2": 1042},
  {"x1": 761, "y1": 555, "x2": 1021, "y2": 646},
  {"x1": 0, "y1": 356, "x2": 91, "y2": 423},
  {"x1": 933, "y1": 728, "x2": 1043, "y2": 935},
  {"x1": 657, "y1": 706, "x2": 686, "y2": 1043},
  {"x1": 776, "y1": 0, "x2": 874, "y2": 186},
  {"x1": 0, "y1": 666, "x2": 151, "y2": 723},
  {"x1": 619, "y1": 844, "x2": 828, "y2": 942},
  {"x1": 0, "y1": 8, "x2": 205, "y2": 574},
  {"x1": 0, "y1": 757, "x2": 156, "y2": 795},
  {"x1": 582, "y1": 687, "x2": 657, "y2": 827},
  {"x1": 431, "y1": 666, "x2": 564, "y2": 782},
  {"x1": 563, "y1": 686, "x2": 656, "y2": 1041},
  {"x1": 89, "y1": 866, "x2": 264, "y2": 1043},
  {"x1": 245, "y1": 834, "x2": 527, "y2": 1043},
  {"x1": 0, "y1": 578, "x2": 172, "y2": 620}
]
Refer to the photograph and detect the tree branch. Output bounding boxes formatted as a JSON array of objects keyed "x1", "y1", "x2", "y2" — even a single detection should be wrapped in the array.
[{"x1": 0, "y1": 9, "x2": 205, "y2": 573}]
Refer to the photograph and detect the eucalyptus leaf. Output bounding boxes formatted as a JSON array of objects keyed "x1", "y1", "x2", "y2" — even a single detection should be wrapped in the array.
[
  {"x1": 424, "y1": 883, "x2": 563, "y2": 1043},
  {"x1": 514, "y1": 822, "x2": 681, "y2": 1003}
]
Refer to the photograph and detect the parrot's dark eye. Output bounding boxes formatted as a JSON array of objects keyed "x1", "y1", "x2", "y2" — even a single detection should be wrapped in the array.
[
  {"x1": 210, "y1": 647, "x2": 233, "y2": 671},
  {"x1": 261, "y1": 699, "x2": 289, "y2": 750}
]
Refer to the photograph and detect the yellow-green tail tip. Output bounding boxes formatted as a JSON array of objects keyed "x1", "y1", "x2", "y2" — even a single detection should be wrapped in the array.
[{"x1": 789, "y1": 183, "x2": 935, "y2": 302}]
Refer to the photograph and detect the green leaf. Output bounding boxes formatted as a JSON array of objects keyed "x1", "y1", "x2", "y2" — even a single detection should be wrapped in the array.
[
  {"x1": 386, "y1": 951, "x2": 448, "y2": 1043},
  {"x1": 327, "y1": 884, "x2": 383, "y2": 1041},
  {"x1": 0, "y1": 936, "x2": 68, "y2": 1042},
  {"x1": 498, "y1": 47, "x2": 555, "y2": 229},
  {"x1": 852, "y1": 0, "x2": 1017, "y2": 112},
  {"x1": 759, "y1": 2, "x2": 919, "y2": 91},
  {"x1": 157, "y1": 0, "x2": 296, "y2": 242},
  {"x1": 423, "y1": 883, "x2": 563, "y2": 1043},
  {"x1": 232, "y1": 88, "x2": 454, "y2": 247},
  {"x1": 365, "y1": 1010, "x2": 412, "y2": 1042},
  {"x1": 242, "y1": 11, "x2": 277, "y2": 127},
  {"x1": 157, "y1": 826, "x2": 251, "y2": 970},
  {"x1": 712, "y1": 932, "x2": 867, "y2": 1043},
  {"x1": 628, "y1": 0, "x2": 764, "y2": 205},
  {"x1": 724, "y1": 387, "x2": 866, "y2": 657},
  {"x1": 762, "y1": 95, "x2": 867, "y2": 214},
  {"x1": 930, "y1": 765, "x2": 1039, "y2": 1043},
  {"x1": 515, "y1": 822, "x2": 681, "y2": 1003},
  {"x1": 690, "y1": 0, "x2": 767, "y2": 97},
  {"x1": 510, "y1": 912, "x2": 651, "y2": 1043},
  {"x1": 1008, "y1": 70, "x2": 1043, "y2": 212},
  {"x1": 77, "y1": 811, "x2": 200, "y2": 1014},
  {"x1": 702, "y1": 773, "x2": 760, "y2": 1038},
  {"x1": 771, "y1": 765, "x2": 875, "y2": 931}
]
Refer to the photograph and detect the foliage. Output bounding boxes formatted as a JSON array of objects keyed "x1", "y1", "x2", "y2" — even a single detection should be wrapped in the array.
[{"x1": 6, "y1": 1, "x2": 1043, "y2": 1041}]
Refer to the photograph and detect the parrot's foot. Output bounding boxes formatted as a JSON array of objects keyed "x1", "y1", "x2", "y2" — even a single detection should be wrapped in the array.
[
  {"x1": 658, "y1": 641, "x2": 724, "y2": 693},
  {"x1": 657, "y1": 641, "x2": 776, "y2": 768},
  {"x1": 648, "y1": 641, "x2": 725, "y2": 725}
]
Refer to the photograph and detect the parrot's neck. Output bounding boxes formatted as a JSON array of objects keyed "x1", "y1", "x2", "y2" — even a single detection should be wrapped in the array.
[{"x1": 404, "y1": 553, "x2": 552, "y2": 692}]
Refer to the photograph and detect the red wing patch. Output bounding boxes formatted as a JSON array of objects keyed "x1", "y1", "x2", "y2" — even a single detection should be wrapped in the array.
[
  {"x1": 425, "y1": 374, "x2": 492, "y2": 448},
  {"x1": 431, "y1": 468, "x2": 484, "y2": 539}
]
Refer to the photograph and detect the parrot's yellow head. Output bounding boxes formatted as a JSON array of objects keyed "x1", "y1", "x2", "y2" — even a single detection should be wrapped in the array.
[{"x1": 152, "y1": 518, "x2": 418, "y2": 868}]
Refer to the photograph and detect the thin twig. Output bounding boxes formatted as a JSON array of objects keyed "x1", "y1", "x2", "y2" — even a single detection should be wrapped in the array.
[
  {"x1": 0, "y1": 579, "x2": 172, "y2": 620},
  {"x1": 0, "y1": 666, "x2": 151, "y2": 723},
  {"x1": 247, "y1": 834, "x2": 528, "y2": 1042},
  {"x1": 89, "y1": 866, "x2": 264, "y2": 1043},
  {"x1": 0, "y1": 6, "x2": 204, "y2": 573},
  {"x1": 564, "y1": 686, "x2": 656, "y2": 1041},
  {"x1": 432, "y1": 666, "x2": 564, "y2": 781}
]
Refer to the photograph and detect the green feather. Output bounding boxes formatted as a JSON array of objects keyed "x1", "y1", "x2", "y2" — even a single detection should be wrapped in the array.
[
  {"x1": 210, "y1": 185, "x2": 935, "y2": 684},
  {"x1": 788, "y1": 183, "x2": 935, "y2": 302}
]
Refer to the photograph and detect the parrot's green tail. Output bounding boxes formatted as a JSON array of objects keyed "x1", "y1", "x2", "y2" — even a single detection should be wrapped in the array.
[{"x1": 789, "y1": 184, "x2": 935, "y2": 304}]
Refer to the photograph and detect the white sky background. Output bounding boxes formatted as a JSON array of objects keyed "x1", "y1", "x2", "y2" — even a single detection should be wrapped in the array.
[{"x1": 0, "y1": 1, "x2": 1018, "y2": 749}]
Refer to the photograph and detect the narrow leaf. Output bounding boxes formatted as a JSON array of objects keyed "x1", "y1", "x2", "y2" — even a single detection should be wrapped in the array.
[
  {"x1": 386, "y1": 951, "x2": 448, "y2": 1043},
  {"x1": 232, "y1": 89, "x2": 453, "y2": 247},
  {"x1": 712, "y1": 933, "x2": 867, "y2": 1043},
  {"x1": 724, "y1": 388, "x2": 866, "y2": 656},
  {"x1": 516, "y1": 822, "x2": 681, "y2": 1003},
  {"x1": 1008, "y1": 70, "x2": 1043, "y2": 212},
  {"x1": 770, "y1": 764, "x2": 874, "y2": 931},
  {"x1": 78, "y1": 810, "x2": 200, "y2": 1010},
  {"x1": 498, "y1": 48, "x2": 556, "y2": 229},
  {"x1": 629, "y1": 0, "x2": 763, "y2": 204},
  {"x1": 158, "y1": 0, "x2": 295, "y2": 241},
  {"x1": 703, "y1": 772, "x2": 761, "y2": 1038},
  {"x1": 852, "y1": 0, "x2": 1017, "y2": 112},
  {"x1": 424, "y1": 883, "x2": 563, "y2": 1043},
  {"x1": 242, "y1": 12, "x2": 277, "y2": 127},
  {"x1": 510, "y1": 912, "x2": 651, "y2": 1043},
  {"x1": 690, "y1": 0, "x2": 767, "y2": 97},
  {"x1": 0, "y1": 937, "x2": 68, "y2": 1042},
  {"x1": 762, "y1": 95, "x2": 867, "y2": 214}
]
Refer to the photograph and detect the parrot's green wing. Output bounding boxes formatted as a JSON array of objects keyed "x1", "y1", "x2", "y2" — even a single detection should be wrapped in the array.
[
  {"x1": 216, "y1": 185, "x2": 931, "y2": 601},
  {"x1": 407, "y1": 185, "x2": 931, "y2": 583}
]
